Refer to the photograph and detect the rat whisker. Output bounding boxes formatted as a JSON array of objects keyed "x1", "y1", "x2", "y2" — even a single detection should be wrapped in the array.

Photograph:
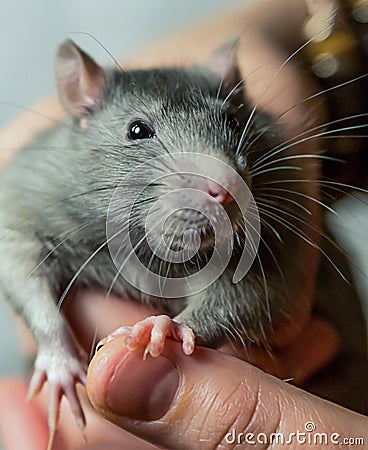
[
  {"x1": 221, "y1": 326, "x2": 242, "y2": 353},
  {"x1": 2, "y1": 145, "x2": 98, "y2": 152},
  {"x1": 318, "y1": 184, "x2": 368, "y2": 203},
  {"x1": 87, "y1": 221, "x2": 163, "y2": 356},
  {"x1": 250, "y1": 165, "x2": 302, "y2": 178},
  {"x1": 236, "y1": 21, "x2": 333, "y2": 155},
  {"x1": 155, "y1": 136, "x2": 176, "y2": 161},
  {"x1": 91, "y1": 217, "x2": 163, "y2": 309},
  {"x1": 250, "y1": 153, "x2": 344, "y2": 175},
  {"x1": 219, "y1": 321, "x2": 247, "y2": 349},
  {"x1": 321, "y1": 134, "x2": 368, "y2": 139},
  {"x1": 257, "y1": 206, "x2": 350, "y2": 282},
  {"x1": 0, "y1": 185, "x2": 138, "y2": 247},
  {"x1": 0, "y1": 100, "x2": 67, "y2": 128},
  {"x1": 257, "y1": 179, "x2": 368, "y2": 195},
  {"x1": 251, "y1": 114, "x2": 368, "y2": 170},
  {"x1": 55, "y1": 220, "x2": 135, "y2": 312},
  {"x1": 254, "y1": 186, "x2": 336, "y2": 215},
  {"x1": 256, "y1": 200, "x2": 317, "y2": 230},
  {"x1": 262, "y1": 199, "x2": 367, "y2": 282},
  {"x1": 133, "y1": 155, "x2": 177, "y2": 177},
  {"x1": 257, "y1": 215, "x2": 283, "y2": 242},
  {"x1": 69, "y1": 31, "x2": 125, "y2": 73},
  {"x1": 158, "y1": 222, "x2": 182, "y2": 297},
  {"x1": 121, "y1": 226, "x2": 161, "y2": 293},
  {"x1": 255, "y1": 192, "x2": 312, "y2": 216},
  {"x1": 237, "y1": 208, "x2": 286, "y2": 293},
  {"x1": 252, "y1": 123, "x2": 368, "y2": 175},
  {"x1": 68, "y1": 33, "x2": 177, "y2": 123},
  {"x1": 222, "y1": 63, "x2": 268, "y2": 108},
  {"x1": 50, "y1": 186, "x2": 118, "y2": 206},
  {"x1": 262, "y1": 199, "x2": 368, "y2": 284},
  {"x1": 243, "y1": 74, "x2": 368, "y2": 156},
  {"x1": 251, "y1": 126, "x2": 367, "y2": 174},
  {"x1": 220, "y1": 79, "x2": 245, "y2": 106},
  {"x1": 145, "y1": 235, "x2": 162, "y2": 275},
  {"x1": 242, "y1": 220, "x2": 271, "y2": 325},
  {"x1": 27, "y1": 221, "x2": 97, "y2": 278}
]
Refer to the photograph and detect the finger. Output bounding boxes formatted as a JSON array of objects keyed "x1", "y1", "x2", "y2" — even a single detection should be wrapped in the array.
[
  {"x1": 88, "y1": 338, "x2": 368, "y2": 450},
  {"x1": 0, "y1": 379, "x2": 49, "y2": 450}
]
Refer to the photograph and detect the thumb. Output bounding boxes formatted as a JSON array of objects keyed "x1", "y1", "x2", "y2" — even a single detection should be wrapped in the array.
[{"x1": 87, "y1": 338, "x2": 368, "y2": 449}]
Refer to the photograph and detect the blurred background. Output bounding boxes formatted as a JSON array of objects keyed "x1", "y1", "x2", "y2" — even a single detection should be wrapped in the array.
[{"x1": 0, "y1": 2, "x2": 367, "y2": 446}]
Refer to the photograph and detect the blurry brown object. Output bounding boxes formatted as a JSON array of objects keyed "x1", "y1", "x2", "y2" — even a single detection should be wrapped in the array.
[{"x1": 303, "y1": 0, "x2": 368, "y2": 192}]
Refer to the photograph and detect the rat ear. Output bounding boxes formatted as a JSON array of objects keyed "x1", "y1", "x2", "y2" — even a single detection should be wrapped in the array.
[
  {"x1": 55, "y1": 40, "x2": 106, "y2": 118},
  {"x1": 204, "y1": 40, "x2": 243, "y2": 98}
]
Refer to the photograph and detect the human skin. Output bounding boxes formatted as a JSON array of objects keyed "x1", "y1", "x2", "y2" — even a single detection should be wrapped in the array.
[{"x1": 1, "y1": 0, "x2": 367, "y2": 449}]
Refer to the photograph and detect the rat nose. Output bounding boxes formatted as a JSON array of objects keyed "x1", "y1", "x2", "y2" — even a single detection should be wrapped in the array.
[{"x1": 206, "y1": 180, "x2": 234, "y2": 205}]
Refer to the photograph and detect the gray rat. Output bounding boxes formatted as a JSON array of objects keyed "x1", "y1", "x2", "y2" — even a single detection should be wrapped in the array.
[{"x1": 0, "y1": 38, "x2": 340, "y2": 436}]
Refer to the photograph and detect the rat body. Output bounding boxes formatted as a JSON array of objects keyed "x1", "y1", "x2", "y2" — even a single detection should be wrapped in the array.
[{"x1": 0, "y1": 40, "x2": 321, "y2": 430}]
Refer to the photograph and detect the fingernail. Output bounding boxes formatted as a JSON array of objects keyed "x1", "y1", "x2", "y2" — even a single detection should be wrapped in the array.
[{"x1": 106, "y1": 352, "x2": 179, "y2": 421}]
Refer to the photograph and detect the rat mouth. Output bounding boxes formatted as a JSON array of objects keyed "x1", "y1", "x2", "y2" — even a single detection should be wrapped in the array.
[{"x1": 166, "y1": 204, "x2": 241, "y2": 253}]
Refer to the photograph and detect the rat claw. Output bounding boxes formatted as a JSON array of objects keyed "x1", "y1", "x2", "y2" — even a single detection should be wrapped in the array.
[
  {"x1": 143, "y1": 345, "x2": 150, "y2": 360},
  {"x1": 183, "y1": 341, "x2": 195, "y2": 355},
  {"x1": 26, "y1": 369, "x2": 46, "y2": 401},
  {"x1": 29, "y1": 344, "x2": 88, "y2": 440},
  {"x1": 96, "y1": 336, "x2": 115, "y2": 352},
  {"x1": 47, "y1": 383, "x2": 62, "y2": 431},
  {"x1": 174, "y1": 322, "x2": 195, "y2": 355},
  {"x1": 96, "y1": 326, "x2": 132, "y2": 352},
  {"x1": 46, "y1": 426, "x2": 56, "y2": 450},
  {"x1": 99, "y1": 315, "x2": 197, "y2": 359},
  {"x1": 64, "y1": 384, "x2": 86, "y2": 432},
  {"x1": 95, "y1": 337, "x2": 108, "y2": 352}
]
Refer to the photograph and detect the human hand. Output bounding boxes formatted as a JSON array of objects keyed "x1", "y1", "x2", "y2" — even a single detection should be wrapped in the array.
[
  {"x1": 0, "y1": 286, "x2": 341, "y2": 450},
  {"x1": 0, "y1": 301, "x2": 364, "y2": 450},
  {"x1": 86, "y1": 336, "x2": 368, "y2": 450}
]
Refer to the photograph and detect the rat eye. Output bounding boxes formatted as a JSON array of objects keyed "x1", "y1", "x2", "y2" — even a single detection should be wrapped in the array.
[{"x1": 127, "y1": 120, "x2": 155, "y2": 140}]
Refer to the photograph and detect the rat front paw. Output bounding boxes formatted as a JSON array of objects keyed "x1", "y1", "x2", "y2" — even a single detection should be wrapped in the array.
[
  {"x1": 98, "y1": 314, "x2": 195, "y2": 357},
  {"x1": 27, "y1": 346, "x2": 87, "y2": 432}
]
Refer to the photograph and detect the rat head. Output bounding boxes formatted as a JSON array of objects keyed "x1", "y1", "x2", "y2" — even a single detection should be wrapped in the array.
[{"x1": 55, "y1": 40, "x2": 267, "y2": 291}]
